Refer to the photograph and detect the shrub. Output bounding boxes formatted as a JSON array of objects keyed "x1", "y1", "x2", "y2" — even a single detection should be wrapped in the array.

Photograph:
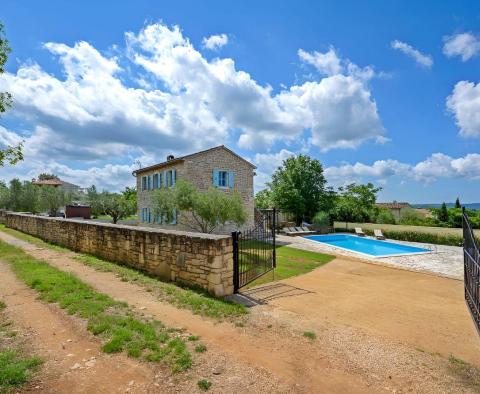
[
  {"x1": 335, "y1": 227, "x2": 473, "y2": 247},
  {"x1": 398, "y1": 209, "x2": 429, "y2": 226},
  {"x1": 312, "y1": 211, "x2": 331, "y2": 226},
  {"x1": 375, "y1": 208, "x2": 396, "y2": 224}
]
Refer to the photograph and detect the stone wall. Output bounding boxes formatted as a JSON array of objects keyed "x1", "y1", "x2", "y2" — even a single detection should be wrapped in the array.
[{"x1": 3, "y1": 212, "x2": 234, "y2": 297}]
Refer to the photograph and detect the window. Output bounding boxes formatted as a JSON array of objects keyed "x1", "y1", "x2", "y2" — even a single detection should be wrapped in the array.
[
  {"x1": 218, "y1": 171, "x2": 228, "y2": 187},
  {"x1": 142, "y1": 176, "x2": 147, "y2": 191},
  {"x1": 153, "y1": 173, "x2": 158, "y2": 189},
  {"x1": 165, "y1": 169, "x2": 176, "y2": 187},
  {"x1": 213, "y1": 169, "x2": 234, "y2": 188}
]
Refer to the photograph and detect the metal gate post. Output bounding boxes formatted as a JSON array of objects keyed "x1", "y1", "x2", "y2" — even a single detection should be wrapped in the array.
[{"x1": 232, "y1": 231, "x2": 239, "y2": 293}]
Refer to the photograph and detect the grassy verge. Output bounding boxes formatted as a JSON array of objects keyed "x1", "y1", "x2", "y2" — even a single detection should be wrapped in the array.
[
  {"x1": 74, "y1": 254, "x2": 246, "y2": 320},
  {"x1": 0, "y1": 241, "x2": 192, "y2": 373},
  {"x1": 0, "y1": 224, "x2": 246, "y2": 320},
  {"x1": 245, "y1": 246, "x2": 335, "y2": 288},
  {"x1": 448, "y1": 355, "x2": 480, "y2": 390},
  {"x1": 0, "y1": 300, "x2": 42, "y2": 393}
]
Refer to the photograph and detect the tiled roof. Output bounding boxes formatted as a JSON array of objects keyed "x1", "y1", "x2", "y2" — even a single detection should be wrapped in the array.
[
  {"x1": 376, "y1": 202, "x2": 411, "y2": 209},
  {"x1": 32, "y1": 179, "x2": 63, "y2": 186},
  {"x1": 133, "y1": 145, "x2": 256, "y2": 175}
]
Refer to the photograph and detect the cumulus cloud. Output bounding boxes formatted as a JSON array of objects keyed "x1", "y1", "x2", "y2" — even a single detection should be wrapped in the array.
[
  {"x1": 325, "y1": 153, "x2": 480, "y2": 185},
  {"x1": 446, "y1": 80, "x2": 480, "y2": 138},
  {"x1": 391, "y1": 40, "x2": 433, "y2": 68},
  {"x1": 298, "y1": 48, "x2": 342, "y2": 76},
  {"x1": 0, "y1": 22, "x2": 385, "y2": 189},
  {"x1": 443, "y1": 32, "x2": 480, "y2": 61},
  {"x1": 202, "y1": 33, "x2": 228, "y2": 50}
]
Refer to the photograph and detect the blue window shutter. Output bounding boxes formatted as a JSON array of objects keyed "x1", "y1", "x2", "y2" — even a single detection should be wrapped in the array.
[
  {"x1": 142, "y1": 176, "x2": 146, "y2": 191},
  {"x1": 170, "y1": 208, "x2": 177, "y2": 224},
  {"x1": 149, "y1": 175, "x2": 152, "y2": 190},
  {"x1": 163, "y1": 170, "x2": 168, "y2": 187},
  {"x1": 172, "y1": 169, "x2": 176, "y2": 186},
  {"x1": 213, "y1": 169, "x2": 219, "y2": 187},
  {"x1": 228, "y1": 171, "x2": 235, "y2": 188},
  {"x1": 159, "y1": 172, "x2": 163, "y2": 189},
  {"x1": 148, "y1": 208, "x2": 151, "y2": 222}
]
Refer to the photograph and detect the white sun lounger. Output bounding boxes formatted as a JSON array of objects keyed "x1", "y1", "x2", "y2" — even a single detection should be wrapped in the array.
[
  {"x1": 355, "y1": 227, "x2": 366, "y2": 237},
  {"x1": 374, "y1": 229, "x2": 386, "y2": 240}
]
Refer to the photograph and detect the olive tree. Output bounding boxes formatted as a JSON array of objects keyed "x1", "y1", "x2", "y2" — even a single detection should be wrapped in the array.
[
  {"x1": 38, "y1": 186, "x2": 71, "y2": 216},
  {"x1": 98, "y1": 192, "x2": 136, "y2": 224},
  {"x1": 151, "y1": 180, "x2": 247, "y2": 233}
]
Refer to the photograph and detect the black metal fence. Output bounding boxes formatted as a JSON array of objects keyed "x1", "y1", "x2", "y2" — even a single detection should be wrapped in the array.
[
  {"x1": 463, "y1": 208, "x2": 480, "y2": 334},
  {"x1": 232, "y1": 208, "x2": 276, "y2": 292}
]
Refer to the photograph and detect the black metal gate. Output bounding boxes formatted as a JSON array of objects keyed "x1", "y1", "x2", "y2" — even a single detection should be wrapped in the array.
[
  {"x1": 463, "y1": 207, "x2": 480, "y2": 334},
  {"x1": 232, "y1": 208, "x2": 276, "y2": 292}
]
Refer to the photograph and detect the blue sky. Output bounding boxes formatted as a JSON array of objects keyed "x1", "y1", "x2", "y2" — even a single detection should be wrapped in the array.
[{"x1": 1, "y1": 0, "x2": 480, "y2": 203}]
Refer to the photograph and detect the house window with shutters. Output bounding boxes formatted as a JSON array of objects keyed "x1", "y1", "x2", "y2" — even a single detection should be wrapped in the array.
[{"x1": 213, "y1": 169, "x2": 234, "y2": 189}]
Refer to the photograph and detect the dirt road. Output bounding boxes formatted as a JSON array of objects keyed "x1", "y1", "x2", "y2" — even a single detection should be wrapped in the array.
[{"x1": 1, "y1": 230, "x2": 478, "y2": 393}]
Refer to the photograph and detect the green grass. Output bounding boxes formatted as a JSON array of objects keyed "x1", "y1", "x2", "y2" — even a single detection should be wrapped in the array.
[
  {"x1": 0, "y1": 300, "x2": 42, "y2": 394},
  {"x1": 197, "y1": 379, "x2": 212, "y2": 391},
  {"x1": 0, "y1": 301, "x2": 5, "y2": 311},
  {"x1": 448, "y1": 355, "x2": 480, "y2": 389},
  {"x1": 0, "y1": 351, "x2": 42, "y2": 393},
  {"x1": 303, "y1": 331, "x2": 316, "y2": 340},
  {"x1": 245, "y1": 246, "x2": 335, "y2": 288},
  {"x1": 0, "y1": 225, "x2": 247, "y2": 321},
  {"x1": 0, "y1": 240, "x2": 192, "y2": 373},
  {"x1": 194, "y1": 344, "x2": 207, "y2": 353},
  {"x1": 73, "y1": 254, "x2": 247, "y2": 320},
  {"x1": 94, "y1": 215, "x2": 138, "y2": 222}
]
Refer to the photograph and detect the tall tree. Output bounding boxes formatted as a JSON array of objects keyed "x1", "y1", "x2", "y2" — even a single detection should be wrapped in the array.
[
  {"x1": 254, "y1": 189, "x2": 272, "y2": 209},
  {"x1": 8, "y1": 178, "x2": 23, "y2": 211},
  {"x1": 19, "y1": 181, "x2": 39, "y2": 213},
  {"x1": 455, "y1": 197, "x2": 461, "y2": 209},
  {"x1": 269, "y1": 155, "x2": 330, "y2": 224},
  {"x1": 0, "y1": 21, "x2": 23, "y2": 167},
  {"x1": 334, "y1": 183, "x2": 382, "y2": 226},
  {"x1": 38, "y1": 186, "x2": 70, "y2": 216},
  {"x1": 438, "y1": 202, "x2": 449, "y2": 223}
]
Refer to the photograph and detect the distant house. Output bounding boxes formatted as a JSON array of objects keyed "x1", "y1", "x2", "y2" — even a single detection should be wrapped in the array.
[
  {"x1": 376, "y1": 201, "x2": 412, "y2": 221},
  {"x1": 132, "y1": 145, "x2": 256, "y2": 234},
  {"x1": 32, "y1": 178, "x2": 82, "y2": 194}
]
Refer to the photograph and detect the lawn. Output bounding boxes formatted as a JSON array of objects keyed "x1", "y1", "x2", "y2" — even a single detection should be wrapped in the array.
[
  {"x1": 93, "y1": 215, "x2": 138, "y2": 222},
  {"x1": 334, "y1": 221, "x2": 480, "y2": 237},
  {"x1": 245, "y1": 246, "x2": 335, "y2": 288}
]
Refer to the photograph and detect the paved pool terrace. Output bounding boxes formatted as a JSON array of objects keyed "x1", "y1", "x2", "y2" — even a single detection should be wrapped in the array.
[{"x1": 278, "y1": 233, "x2": 463, "y2": 280}]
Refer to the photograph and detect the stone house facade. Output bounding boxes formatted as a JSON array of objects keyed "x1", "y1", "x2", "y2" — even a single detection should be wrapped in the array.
[
  {"x1": 376, "y1": 201, "x2": 412, "y2": 221},
  {"x1": 133, "y1": 146, "x2": 256, "y2": 234}
]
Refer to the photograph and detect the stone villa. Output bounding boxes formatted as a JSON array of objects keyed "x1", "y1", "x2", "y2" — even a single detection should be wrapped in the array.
[{"x1": 133, "y1": 145, "x2": 256, "y2": 234}]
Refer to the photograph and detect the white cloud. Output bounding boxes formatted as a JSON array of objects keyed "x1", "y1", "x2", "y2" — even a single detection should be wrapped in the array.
[
  {"x1": 298, "y1": 48, "x2": 342, "y2": 76},
  {"x1": 202, "y1": 34, "x2": 229, "y2": 50},
  {"x1": 325, "y1": 153, "x2": 480, "y2": 185},
  {"x1": 446, "y1": 80, "x2": 480, "y2": 138},
  {"x1": 391, "y1": 40, "x2": 433, "y2": 68},
  {"x1": 0, "y1": 23, "x2": 385, "y2": 189},
  {"x1": 443, "y1": 33, "x2": 480, "y2": 61}
]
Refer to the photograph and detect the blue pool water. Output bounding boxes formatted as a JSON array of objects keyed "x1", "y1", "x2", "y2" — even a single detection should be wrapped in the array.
[{"x1": 304, "y1": 234, "x2": 429, "y2": 257}]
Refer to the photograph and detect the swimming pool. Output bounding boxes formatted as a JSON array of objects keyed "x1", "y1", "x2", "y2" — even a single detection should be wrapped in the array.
[{"x1": 303, "y1": 234, "x2": 430, "y2": 257}]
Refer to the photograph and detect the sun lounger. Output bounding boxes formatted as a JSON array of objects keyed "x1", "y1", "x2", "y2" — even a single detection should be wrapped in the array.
[
  {"x1": 283, "y1": 227, "x2": 315, "y2": 236},
  {"x1": 301, "y1": 226, "x2": 316, "y2": 234},
  {"x1": 374, "y1": 229, "x2": 385, "y2": 240},
  {"x1": 355, "y1": 227, "x2": 366, "y2": 237}
]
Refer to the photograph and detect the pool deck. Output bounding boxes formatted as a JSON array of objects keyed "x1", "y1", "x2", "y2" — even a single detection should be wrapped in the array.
[{"x1": 278, "y1": 234, "x2": 463, "y2": 280}]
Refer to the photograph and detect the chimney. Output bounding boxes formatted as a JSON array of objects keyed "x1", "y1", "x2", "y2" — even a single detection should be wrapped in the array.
[{"x1": 167, "y1": 154, "x2": 175, "y2": 161}]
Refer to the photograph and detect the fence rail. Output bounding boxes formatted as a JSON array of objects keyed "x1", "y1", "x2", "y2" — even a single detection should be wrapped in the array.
[
  {"x1": 463, "y1": 208, "x2": 480, "y2": 334},
  {"x1": 232, "y1": 208, "x2": 276, "y2": 292}
]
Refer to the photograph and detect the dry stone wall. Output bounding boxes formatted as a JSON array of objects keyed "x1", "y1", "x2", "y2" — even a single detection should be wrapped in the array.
[{"x1": 2, "y1": 212, "x2": 234, "y2": 297}]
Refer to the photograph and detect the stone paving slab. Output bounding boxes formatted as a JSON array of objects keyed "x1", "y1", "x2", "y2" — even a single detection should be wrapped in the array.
[{"x1": 278, "y1": 234, "x2": 463, "y2": 280}]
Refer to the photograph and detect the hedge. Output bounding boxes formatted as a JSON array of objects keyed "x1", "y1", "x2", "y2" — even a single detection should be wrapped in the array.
[{"x1": 334, "y1": 227, "x2": 476, "y2": 247}]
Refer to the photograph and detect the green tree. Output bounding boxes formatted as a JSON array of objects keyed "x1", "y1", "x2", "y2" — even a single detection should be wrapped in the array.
[
  {"x1": 37, "y1": 173, "x2": 59, "y2": 180},
  {"x1": 98, "y1": 192, "x2": 136, "y2": 224},
  {"x1": 122, "y1": 186, "x2": 137, "y2": 206},
  {"x1": 0, "y1": 180, "x2": 8, "y2": 208},
  {"x1": 151, "y1": 180, "x2": 247, "y2": 233},
  {"x1": 268, "y1": 155, "x2": 331, "y2": 224},
  {"x1": 0, "y1": 21, "x2": 23, "y2": 167},
  {"x1": 254, "y1": 189, "x2": 272, "y2": 209},
  {"x1": 312, "y1": 211, "x2": 331, "y2": 226},
  {"x1": 86, "y1": 185, "x2": 103, "y2": 217},
  {"x1": 19, "y1": 181, "x2": 39, "y2": 213},
  {"x1": 8, "y1": 178, "x2": 23, "y2": 211},
  {"x1": 334, "y1": 183, "x2": 382, "y2": 226},
  {"x1": 38, "y1": 186, "x2": 70, "y2": 216},
  {"x1": 438, "y1": 202, "x2": 449, "y2": 223},
  {"x1": 455, "y1": 197, "x2": 461, "y2": 209}
]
